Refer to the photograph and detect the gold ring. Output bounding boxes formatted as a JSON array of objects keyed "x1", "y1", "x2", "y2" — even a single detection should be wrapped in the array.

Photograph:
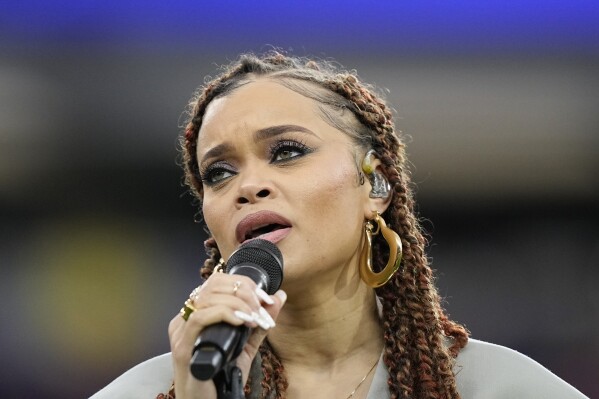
[
  {"x1": 180, "y1": 299, "x2": 197, "y2": 321},
  {"x1": 232, "y1": 281, "x2": 241, "y2": 295}
]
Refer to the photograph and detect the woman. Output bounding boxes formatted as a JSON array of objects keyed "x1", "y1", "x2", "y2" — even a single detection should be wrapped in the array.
[{"x1": 91, "y1": 52, "x2": 587, "y2": 399}]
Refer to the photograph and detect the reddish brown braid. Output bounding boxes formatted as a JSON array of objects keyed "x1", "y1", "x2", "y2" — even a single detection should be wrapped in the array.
[{"x1": 173, "y1": 52, "x2": 469, "y2": 399}]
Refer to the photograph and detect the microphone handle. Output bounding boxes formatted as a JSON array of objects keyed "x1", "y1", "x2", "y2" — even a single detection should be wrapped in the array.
[{"x1": 190, "y1": 322, "x2": 249, "y2": 380}]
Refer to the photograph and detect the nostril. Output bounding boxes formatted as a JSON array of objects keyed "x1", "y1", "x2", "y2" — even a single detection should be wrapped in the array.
[
  {"x1": 237, "y1": 188, "x2": 271, "y2": 204},
  {"x1": 257, "y1": 189, "x2": 270, "y2": 198}
]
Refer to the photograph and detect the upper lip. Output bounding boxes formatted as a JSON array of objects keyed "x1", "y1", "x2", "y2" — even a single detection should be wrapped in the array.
[{"x1": 235, "y1": 210, "x2": 292, "y2": 243}]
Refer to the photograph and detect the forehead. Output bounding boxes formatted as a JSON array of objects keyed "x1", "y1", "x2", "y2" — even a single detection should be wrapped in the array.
[{"x1": 199, "y1": 79, "x2": 324, "y2": 139}]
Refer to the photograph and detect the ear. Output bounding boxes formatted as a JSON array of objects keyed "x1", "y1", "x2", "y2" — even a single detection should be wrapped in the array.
[{"x1": 360, "y1": 155, "x2": 393, "y2": 219}]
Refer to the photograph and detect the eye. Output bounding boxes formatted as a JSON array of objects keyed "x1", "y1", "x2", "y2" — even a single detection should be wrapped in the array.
[
  {"x1": 200, "y1": 162, "x2": 236, "y2": 186},
  {"x1": 270, "y1": 140, "x2": 312, "y2": 163}
]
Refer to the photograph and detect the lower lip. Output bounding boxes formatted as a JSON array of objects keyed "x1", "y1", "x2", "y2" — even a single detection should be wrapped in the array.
[{"x1": 245, "y1": 227, "x2": 291, "y2": 244}]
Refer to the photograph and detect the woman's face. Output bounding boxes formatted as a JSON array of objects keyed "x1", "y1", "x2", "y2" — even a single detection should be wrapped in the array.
[{"x1": 197, "y1": 79, "x2": 374, "y2": 286}]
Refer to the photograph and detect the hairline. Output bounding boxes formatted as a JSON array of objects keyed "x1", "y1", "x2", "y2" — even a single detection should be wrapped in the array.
[{"x1": 207, "y1": 74, "x2": 372, "y2": 151}]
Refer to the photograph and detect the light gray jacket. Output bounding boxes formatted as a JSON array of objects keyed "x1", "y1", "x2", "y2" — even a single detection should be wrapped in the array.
[{"x1": 90, "y1": 339, "x2": 588, "y2": 398}]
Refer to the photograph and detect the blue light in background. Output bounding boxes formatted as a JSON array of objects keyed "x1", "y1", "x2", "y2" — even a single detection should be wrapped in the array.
[{"x1": 1, "y1": 0, "x2": 598, "y2": 54}]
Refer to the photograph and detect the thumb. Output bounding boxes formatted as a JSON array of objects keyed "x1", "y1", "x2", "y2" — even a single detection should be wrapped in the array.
[
  {"x1": 235, "y1": 290, "x2": 287, "y2": 377},
  {"x1": 247, "y1": 289, "x2": 287, "y2": 347}
]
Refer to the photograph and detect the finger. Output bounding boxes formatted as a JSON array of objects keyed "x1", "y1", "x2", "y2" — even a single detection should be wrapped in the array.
[
  {"x1": 196, "y1": 292, "x2": 277, "y2": 330},
  {"x1": 254, "y1": 286, "x2": 275, "y2": 305},
  {"x1": 168, "y1": 311, "x2": 186, "y2": 337},
  {"x1": 203, "y1": 274, "x2": 257, "y2": 295},
  {"x1": 184, "y1": 304, "x2": 247, "y2": 336},
  {"x1": 170, "y1": 305, "x2": 248, "y2": 362},
  {"x1": 192, "y1": 292, "x2": 257, "y2": 315},
  {"x1": 197, "y1": 276, "x2": 262, "y2": 309}
]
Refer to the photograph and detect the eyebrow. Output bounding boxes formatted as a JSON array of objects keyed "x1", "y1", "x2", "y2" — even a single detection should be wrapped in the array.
[
  {"x1": 200, "y1": 142, "x2": 234, "y2": 165},
  {"x1": 200, "y1": 124, "x2": 317, "y2": 164},
  {"x1": 255, "y1": 124, "x2": 318, "y2": 141}
]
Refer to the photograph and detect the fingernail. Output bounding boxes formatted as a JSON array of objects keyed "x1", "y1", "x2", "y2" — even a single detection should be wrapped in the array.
[
  {"x1": 234, "y1": 310, "x2": 254, "y2": 323},
  {"x1": 255, "y1": 287, "x2": 275, "y2": 305},
  {"x1": 252, "y1": 311, "x2": 271, "y2": 330},
  {"x1": 275, "y1": 290, "x2": 287, "y2": 305},
  {"x1": 258, "y1": 306, "x2": 276, "y2": 328}
]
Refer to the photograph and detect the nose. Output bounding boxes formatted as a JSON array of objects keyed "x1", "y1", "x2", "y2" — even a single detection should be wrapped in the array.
[{"x1": 236, "y1": 169, "x2": 276, "y2": 205}]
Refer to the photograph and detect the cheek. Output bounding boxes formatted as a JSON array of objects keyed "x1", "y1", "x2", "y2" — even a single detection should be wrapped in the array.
[
  {"x1": 323, "y1": 154, "x2": 359, "y2": 195},
  {"x1": 202, "y1": 201, "x2": 216, "y2": 236},
  {"x1": 202, "y1": 199, "x2": 231, "y2": 254},
  {"x1": 282, "y1": 155, "x2": 365, "y2": 274},
  {"x1": 202, "y1": 201, "x2": 213, "y2": 226},
  {"x1": 298, "y1": 155, "x2": 363, "y2": 223}
]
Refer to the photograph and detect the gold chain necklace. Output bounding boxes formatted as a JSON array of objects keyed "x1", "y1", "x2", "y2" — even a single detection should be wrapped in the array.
[{"x1": 345, "y1": 358, "x2": 379, "y2": 399}]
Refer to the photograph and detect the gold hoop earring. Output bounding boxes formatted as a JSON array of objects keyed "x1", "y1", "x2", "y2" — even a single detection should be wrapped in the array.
[{"x1": 359, "y1": 211, "x2": 402, "y2": 287}]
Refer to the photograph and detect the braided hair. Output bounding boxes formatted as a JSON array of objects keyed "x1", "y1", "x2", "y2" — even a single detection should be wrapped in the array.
[{"x1": 178, "y1": 52, "x2": 469, "y2": 399}]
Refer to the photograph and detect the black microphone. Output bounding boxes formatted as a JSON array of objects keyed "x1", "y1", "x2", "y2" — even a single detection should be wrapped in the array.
[{"x1": 190, "y1": 239, "x2": 284, "y2": 380}]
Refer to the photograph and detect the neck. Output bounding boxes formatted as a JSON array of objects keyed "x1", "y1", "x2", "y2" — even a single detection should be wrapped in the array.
[
  {"x1": 266, "y1": 256, "x2": 384, "y2": 399},
  {"x1": 268, "y1": 276, "x2": 383, "y2": 368}
]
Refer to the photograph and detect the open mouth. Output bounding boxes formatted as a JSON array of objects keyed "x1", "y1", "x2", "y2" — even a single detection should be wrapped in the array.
[
  {"x1": 245, "y1": 224, "x2": 288, "y2": 241},
  {"x1": 236, "y1": 210, "x2": 293, "y2": 244}
]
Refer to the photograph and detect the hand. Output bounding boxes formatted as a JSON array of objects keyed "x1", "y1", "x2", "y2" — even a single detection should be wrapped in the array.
[{"x1": 168, "y1": 272, "x2": 287, "y2": 399}]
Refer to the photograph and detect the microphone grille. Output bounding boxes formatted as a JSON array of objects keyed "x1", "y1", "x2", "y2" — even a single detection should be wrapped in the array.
[{"x1": 226, "y1": 239, "x2": 283, "y2": 294}]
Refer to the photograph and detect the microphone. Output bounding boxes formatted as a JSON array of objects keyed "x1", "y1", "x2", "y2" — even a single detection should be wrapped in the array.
[{"x1": 190, "y1": 239, "x2": 284, "y2": 380}]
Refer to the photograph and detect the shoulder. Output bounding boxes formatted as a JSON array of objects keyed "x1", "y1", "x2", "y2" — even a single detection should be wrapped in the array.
[
  {"x1": 89, "y1": 353, "x2": 173, "y2": 399},
  {"x1": 455, "y1": 338, "x2": 588, "y2": 398}
]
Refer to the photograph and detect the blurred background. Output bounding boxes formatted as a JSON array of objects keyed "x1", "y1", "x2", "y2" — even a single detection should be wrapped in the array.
[{"x1": 1, "y1": 1, "x2": 598, "y2": 397}]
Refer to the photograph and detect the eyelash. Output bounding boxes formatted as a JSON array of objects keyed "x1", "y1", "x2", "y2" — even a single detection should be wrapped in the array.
[
  {"x1": 269, "y1": 139, "x2": 312, "y2": 163},
  {"x1": 199, "y1": 161, "x2": 235, "y2": 187},
  {"x1": 199, "y1": 139, "x2": 313, "y2": 187}
]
